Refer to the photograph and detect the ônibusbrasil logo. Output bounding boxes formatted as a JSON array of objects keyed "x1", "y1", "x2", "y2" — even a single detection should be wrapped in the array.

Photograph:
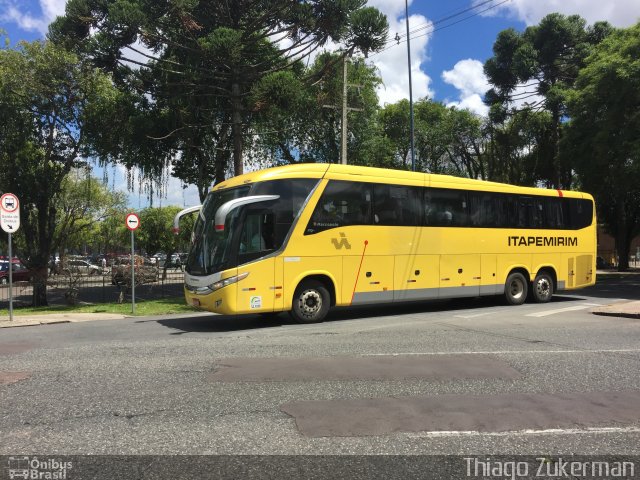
[{"x1": 7, "y1": 457, "x2": 72, "y2": 479}]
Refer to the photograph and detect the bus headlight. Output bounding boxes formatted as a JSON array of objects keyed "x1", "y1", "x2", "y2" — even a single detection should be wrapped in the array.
[{"x1": 210, "y1": 272, "x2": 249, "y2": 292}]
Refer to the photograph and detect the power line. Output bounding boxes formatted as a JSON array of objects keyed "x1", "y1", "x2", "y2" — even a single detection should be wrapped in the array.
[
  {"x1": 372, "y1": 0, "x2": 511, "y2": 59},
  {"x1": 391, "y1": 0, "x2": 504, "y2": 45}
]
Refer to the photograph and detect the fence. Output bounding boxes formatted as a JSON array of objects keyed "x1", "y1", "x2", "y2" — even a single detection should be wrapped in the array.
[{"x1": 0, "y1": 269, "x2": 186, "y2": 308}]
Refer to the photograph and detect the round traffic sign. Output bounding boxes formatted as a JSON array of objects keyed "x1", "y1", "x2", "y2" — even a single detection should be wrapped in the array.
[
  {"x1": 1, "y1": 193, "x2": 19, "y2": 213},
  {"x1": 125, "y1": 213, "x2": 140, "y2": 231},
  {"x1": 0, "y1": 193, "x2": 20, "y2": 233}
]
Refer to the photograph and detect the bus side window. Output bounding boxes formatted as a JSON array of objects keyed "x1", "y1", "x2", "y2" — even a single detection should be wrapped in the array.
[
  {"x1": 373, "y1": 185, "x2": 421, "y2": 226},
  {"x1": 305, "y1": 181, "x2": 372, "y2": 234},
  {"x1": 544, "y1": 198, "x2": 563, "y2": 229},
  {"x1": 428, "y1": 189, "x2": 468, "y2": 226}
]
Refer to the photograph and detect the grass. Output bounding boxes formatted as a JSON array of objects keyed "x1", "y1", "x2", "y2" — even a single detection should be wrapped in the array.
[{"x1": 0, "y1": 296, "x2": 199, "y2": 317}]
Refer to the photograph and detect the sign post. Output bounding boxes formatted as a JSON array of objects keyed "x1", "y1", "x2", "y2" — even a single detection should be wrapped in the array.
[
  {"x1": 1, "y1": 193, "x2": 21, "y2": 322},
  {"x1": 125, "y1": 213, "x2": 140, "y2": 314}
]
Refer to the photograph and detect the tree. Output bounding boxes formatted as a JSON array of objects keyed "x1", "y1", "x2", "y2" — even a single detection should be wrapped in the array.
[
  {"x1": 377, "y1": 99, "x2": 490, "y2": 179},
  {"x1": 564, "y1": 23, "x2": 640, "y2": 270},
  {"x1": 50, "y1": 0, "x2": 388, "y2": 193},
  {"x1": 0, "y1": 40, "x2": 120, "y2": 306},
  {"x1": 54, "y1": 170, "x2": 128, "y2": 258},
  {"x1": 484, "y1": 14, "x2": 614, "y2": 188},
  {"x1": 136, "y1": 206, "x2": 194, "y2": 278}
]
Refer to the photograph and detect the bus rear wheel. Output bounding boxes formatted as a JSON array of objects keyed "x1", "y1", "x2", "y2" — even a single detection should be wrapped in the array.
[
  {"x1": 504, "y1": 272, "x2": 528, "y2": 305},
  {"x1": 290, "y1": 280, "x2": 330, "y2": 323},
  {"x1": 531, "y1": 272, "x2": 554, "y2": 303}
]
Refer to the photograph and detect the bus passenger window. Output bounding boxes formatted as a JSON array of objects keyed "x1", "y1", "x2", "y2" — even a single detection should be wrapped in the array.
[
  {"x1": 305, "y1": 181, "x2": 372, "y2": 234},
  {"x1": 374, "y1": 185, "x2": 421, "y2": 226},
  {"x1": 427, "y1": 189, "x2": 468, "y2": 226}
]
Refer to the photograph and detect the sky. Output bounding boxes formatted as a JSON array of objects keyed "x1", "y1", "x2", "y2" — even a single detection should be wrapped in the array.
[{"x1": 1, "y1": 0, "x2": 639, "y2": 208}]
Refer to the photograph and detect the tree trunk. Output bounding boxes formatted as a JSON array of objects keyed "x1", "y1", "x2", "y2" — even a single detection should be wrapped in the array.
[
  {"x1": 31, "y1": 266, "x2": 49, "y2": 307},
  {"x1": 615, "y1": 201, "x2": 630, "y2": 271},
  {"x1": 231, "y1": 82, "x2": 244, "y2": 177}
]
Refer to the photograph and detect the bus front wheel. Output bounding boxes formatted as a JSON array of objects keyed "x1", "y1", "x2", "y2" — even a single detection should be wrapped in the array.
[
  {"x1": 291, "y1": 280, "x2": 330, "y2": 323},
  {"x1": 504, "y1": 272, "x2": 528, "y2": 305},
  {"x1": 531, "y1": 272, "x2": 554, "y2": 303}
]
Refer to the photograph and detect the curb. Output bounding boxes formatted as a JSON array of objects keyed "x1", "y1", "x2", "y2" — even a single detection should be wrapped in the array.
[
  {"x1": 590, "y1": 301, "x2": 640, "y2": 320},
  {"x1": 0, "y1": 313, "x2": 130, "y2": 329}
]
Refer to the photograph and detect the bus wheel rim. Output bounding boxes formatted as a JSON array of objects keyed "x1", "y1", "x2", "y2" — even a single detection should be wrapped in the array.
[
  {"x1": 536, "y1": 278, "x2": 550, "y2": 297},
  {"x1": 510, "y1": 278, "x2": 524, "y2": 299},
  {"x1": 299, "y1": 290, "x2": 322, "y2": 317}
]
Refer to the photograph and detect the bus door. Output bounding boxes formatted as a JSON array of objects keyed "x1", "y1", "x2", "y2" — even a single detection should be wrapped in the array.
[{"x1": 235, "y1": 209, "x2": 277, "y2": 313}]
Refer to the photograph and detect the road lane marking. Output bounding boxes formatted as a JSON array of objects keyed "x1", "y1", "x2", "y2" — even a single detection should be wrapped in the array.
[
  {"x1": 526, "y1": 303, "x2": 602, "y2": 317},
  {"x1": 364, "y1": 349, "x2": 640, "y2": 356},
  {"x1": 281, "y1": 391, "x2": 640, "y2": 437},
  {"x1": 454, "y1": 312, "x2": 496, "y2": 319},
  {"x1": 408, "y1": 427, "x2": 640, "y2": 438}
]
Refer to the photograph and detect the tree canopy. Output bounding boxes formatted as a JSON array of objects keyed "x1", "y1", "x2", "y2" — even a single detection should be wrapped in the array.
[
  {"x1": 564, "y1": 22, "x2": 640, "y2": 269},
  {"x1": 50, "y1": 0, "x2": 389, "y2": 195},
  {"x1": 0, "y1": 39, "x2": 121, "y2": 305}
]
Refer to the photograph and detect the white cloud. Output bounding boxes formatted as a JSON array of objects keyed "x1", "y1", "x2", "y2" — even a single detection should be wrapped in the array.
[
  {"x1": 442, "y1": 59, "x2": 490, "y2": 116},
  {"x1": 370, "y1": 10, "x2": 434, "y2": 105},
  {"x1": 480, "y1": 0, "x2": 640, "y2": 27},
  {"x1": 0, "y1": 0, "x2": 65, "y2": 34}
]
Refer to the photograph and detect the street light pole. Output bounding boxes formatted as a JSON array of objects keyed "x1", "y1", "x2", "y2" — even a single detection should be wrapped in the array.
[{"x1": 405, "y1": 0, "x2": 416, "y2": 171}]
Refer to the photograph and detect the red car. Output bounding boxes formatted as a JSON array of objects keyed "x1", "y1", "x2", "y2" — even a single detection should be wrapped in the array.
[{"x1": 0, "y1": 261, "x2": 32, "y2": 284}]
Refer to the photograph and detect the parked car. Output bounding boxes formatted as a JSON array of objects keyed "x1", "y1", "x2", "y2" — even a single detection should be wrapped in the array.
[
  {"x1": 0, "y1": 261, "x2": 32, "y2": 284},
  {"x1": 596, "y1": 256, "x2": 614, "y2": 269},
  {"x1": 165, "y1": 253, "x2": 187, "y2": 270},
  {"x1": 111, "y1": 256, "x2": 159, "y2": 286},
  {"x1": 61, "y1": 259, "x2": 104, "y2": 275}
]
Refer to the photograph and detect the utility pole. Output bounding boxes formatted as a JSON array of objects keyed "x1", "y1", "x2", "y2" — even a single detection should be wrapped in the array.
[
  {"x1": 405, "y1": 0, "x2": 416, "y2": 171},
  {"x1": 323, "y1": 53, "x2": 363, "y2": 165},
  {"x1": 341, "y1": 54, "x2": 348, "y2": 165}
]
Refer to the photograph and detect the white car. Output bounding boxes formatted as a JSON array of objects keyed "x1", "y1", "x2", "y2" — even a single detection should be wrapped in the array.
[{"x1": 64, "y1": 259, "x2": 104, "y2": 275}]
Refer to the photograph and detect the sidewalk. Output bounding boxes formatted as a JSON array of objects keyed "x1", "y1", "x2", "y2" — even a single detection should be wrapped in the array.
[
  {"x1": 0, "y1": 312, "x2": 129, "y2": 328},
  {"x1": 2, "y1": 302, "x2": 639, "y2": 329},
  {"x1": 590, "y1": 301, "x2": 640, "y2": 319}
]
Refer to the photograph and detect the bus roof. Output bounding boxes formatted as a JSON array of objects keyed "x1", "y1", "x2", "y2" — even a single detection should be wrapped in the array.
[{"x1": 211, "y1": 163, "x2": 591, "y2": 200}]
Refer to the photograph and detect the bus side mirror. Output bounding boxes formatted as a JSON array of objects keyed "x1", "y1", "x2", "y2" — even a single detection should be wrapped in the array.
[
  {"x1": 173, "y1": 205, "x2": 202, "y2": 235},
  {"x1": 214, "y1": 195, "x2": 280, "y2": 231}
]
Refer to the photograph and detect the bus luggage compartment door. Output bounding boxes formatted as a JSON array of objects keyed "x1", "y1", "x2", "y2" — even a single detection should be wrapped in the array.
[
  {"x1": 394, "y1": 254, "x2": 439, "y2": 302},
  {"x1": 439, "y1": 254, "x2": 481, "y2": 298},
  {"x1": 344, "y1": 255, "x2": 394, "y2": 306}
]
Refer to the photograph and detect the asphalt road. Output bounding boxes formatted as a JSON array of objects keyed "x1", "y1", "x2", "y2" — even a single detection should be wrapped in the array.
[{"x1": 1, "y1": 275, "x2": 639, "y2": 456}]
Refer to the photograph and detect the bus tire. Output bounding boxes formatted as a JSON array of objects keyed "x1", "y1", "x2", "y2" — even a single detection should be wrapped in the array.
[
  {"x1": 504, "y1": 272, "x2": 528, "y2": 305},
  {"x1": 290, "y1": 280, "x2": 330, "y2": 323},
  {"x1": 531, "y1": 272, "x2": 554, "y2": 303}
]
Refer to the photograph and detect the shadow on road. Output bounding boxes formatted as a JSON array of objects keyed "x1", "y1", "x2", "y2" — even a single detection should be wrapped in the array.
[
  {"x1": 153, "y1": 313, "x2": 296, "y2": 334},
  {"x1": 151, "y1": 294, "x2": 591, "y2": 334}
]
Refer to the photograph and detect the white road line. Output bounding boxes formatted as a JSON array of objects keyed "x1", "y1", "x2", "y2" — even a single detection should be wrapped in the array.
[
  {"x1": 454, "y1": 312, "x2": 497, "y2": 319},
  {"x1": 363, "y1": 349, "x2": 640, "y2": 356},
  {"x1": 526, "y1": 303, "x2": 602, "y2": 317},
  {"x1": 408, "y1": 427, "x2": 640, "y2": 438}
]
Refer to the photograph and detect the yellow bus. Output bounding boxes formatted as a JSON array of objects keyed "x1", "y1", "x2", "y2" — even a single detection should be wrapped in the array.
[{"x1": 175, "y1": 164, "x2": 596, "y2": 323}]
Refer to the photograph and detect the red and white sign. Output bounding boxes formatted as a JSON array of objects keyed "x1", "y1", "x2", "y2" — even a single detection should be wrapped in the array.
[
  {"x1": 125, "y1": 213, "x2": 140, "y2": 231},
  {"x1": 0, "y1": 193, "x2": 20, "y2": 233}
]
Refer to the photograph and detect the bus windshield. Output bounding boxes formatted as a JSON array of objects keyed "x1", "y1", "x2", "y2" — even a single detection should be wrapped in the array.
[
  {"x1": 185, "y1": 186, "x2": 251, "y2": 276},
  {"x1": 186, "y1": 179, "x2": 318, "y2": 276}
]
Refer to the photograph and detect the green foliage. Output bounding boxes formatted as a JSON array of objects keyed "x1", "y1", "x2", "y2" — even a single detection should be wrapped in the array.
[
  {"x1": 54, "y1": 172, "x2": 128, "y2": 256},
  {"x1": 484, "y1": 13, "x2": 614, "y2": 188},
  {"x1": 0, "y1": 40, "x2": 120, "y2": 305},
  {"x1": 50, "y1": 0, "x2": 389, "y2": 191},
  {"x1": 135, "y1": 206, "x2": 194, "y2": 256},
  {"x1": 564, "y1": 22, "x2": 640, "y2": 269}
]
